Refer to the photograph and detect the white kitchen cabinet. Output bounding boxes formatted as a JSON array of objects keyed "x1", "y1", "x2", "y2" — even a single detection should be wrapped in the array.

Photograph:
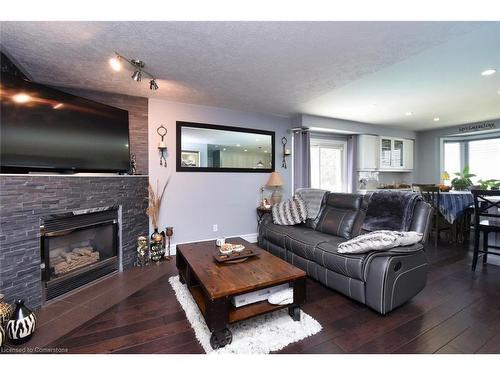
[
  {"x1": 357, "y1": 135, "x2": 414, "y2": 171},
  {"x1": 357, "y1": 135, "x2": 379, "y2": 170},
  {"x1": 379, "y1": 136, "x2": 414, "y2": 171}
]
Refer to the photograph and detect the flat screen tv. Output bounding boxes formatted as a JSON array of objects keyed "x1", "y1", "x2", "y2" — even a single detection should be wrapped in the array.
[{"x1": 0, "y1": 73, "x2": 130, "y2": 173}]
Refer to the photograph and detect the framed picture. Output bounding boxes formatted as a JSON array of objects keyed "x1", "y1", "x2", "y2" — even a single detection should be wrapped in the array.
[{"x1": 181, "y1": 150, "x2": 200, "y2": 167}]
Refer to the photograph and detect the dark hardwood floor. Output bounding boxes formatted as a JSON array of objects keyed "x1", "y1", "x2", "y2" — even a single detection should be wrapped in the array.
[{"x1": 54, "y1": 240, "x2": 500, "y2": 354}]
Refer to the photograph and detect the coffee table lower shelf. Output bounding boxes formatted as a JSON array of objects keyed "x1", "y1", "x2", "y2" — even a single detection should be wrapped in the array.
[{"x1": 188, "y1": 284, "x2": 293, "y2": 324}]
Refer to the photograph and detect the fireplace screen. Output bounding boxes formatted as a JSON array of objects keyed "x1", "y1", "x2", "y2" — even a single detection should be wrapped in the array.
[
  {"x1": 41, "y1": 207, "x2": 119, "y2": 302},
  {"x1": 47, "y1": 224, "x2": 115, "y2": 278}
]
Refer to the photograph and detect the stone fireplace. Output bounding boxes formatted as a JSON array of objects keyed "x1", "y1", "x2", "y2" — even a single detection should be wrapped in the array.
[{"x1": 0, "y1": 175, "x2": 148, "y2": 308}]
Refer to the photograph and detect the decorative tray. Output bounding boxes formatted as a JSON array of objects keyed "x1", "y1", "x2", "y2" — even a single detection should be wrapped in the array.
[{"x1": 213, "y1": 247, "x2": 258, "y2": 263}]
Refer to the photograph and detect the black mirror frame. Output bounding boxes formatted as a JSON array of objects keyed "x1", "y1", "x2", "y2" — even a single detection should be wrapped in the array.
[{"x1": 176, "y1": 121, "x2": 275, "y2": 173}]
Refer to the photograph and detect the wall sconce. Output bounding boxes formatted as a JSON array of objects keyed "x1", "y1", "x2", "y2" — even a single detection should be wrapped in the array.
[
  {"x1": 281, "y1": 137, "x2": 291, "y2": 169},
  {"x1": 157, "y1": 125, "x2": 167, "y2": 167}
]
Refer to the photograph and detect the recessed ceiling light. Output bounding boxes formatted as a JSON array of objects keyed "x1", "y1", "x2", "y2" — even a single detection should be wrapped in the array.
[
  {"x1": 12, "y1": 93, "x2": 31, "y2": 103},
  {"x1": 244, "y1": 149, "x2": 248, "y2": 152},
  {"x1": 53, "y1": 103, "x2": 64, "y2": 109},
  {"x1": 370, "y1": 103, "x2": 377, "y2": 108},
  {"x1": 109, "y1": 57, "x2": 122, "y2": 71},
  {"x1": 264, "y1": 150, "x2": 268, "y2": 153},
  {"x1": 497, "y1": 90, "x2": 500, "y2": 95},
  {"x1": 236, "y1": 144, "x2": 241, "y2": 147},
  {"x1": 433, "y1": 117, "x2": 440, "y2": 122},
  {"x1": 223, "y1": 148, "x2": 226, "y2": 151},
  {"x1": 481, "y1": 69, "x2": 496, "y2": 76},
  {"x1": 405, "y1": 111, "x2": 413, "y2": 116}
]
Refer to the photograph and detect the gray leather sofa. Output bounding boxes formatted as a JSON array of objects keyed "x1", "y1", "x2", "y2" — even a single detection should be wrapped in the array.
[{"x1": 258, "y1": 193, "x2": 433, "y2": 314}]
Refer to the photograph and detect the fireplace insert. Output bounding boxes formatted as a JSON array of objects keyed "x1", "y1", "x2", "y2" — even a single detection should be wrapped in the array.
[{"x1": 40, "y1": 207, "x2": 120, "y2": 302}]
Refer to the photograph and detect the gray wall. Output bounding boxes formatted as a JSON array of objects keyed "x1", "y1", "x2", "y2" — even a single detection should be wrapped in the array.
[
  {"x1": 415, "y1": 119, "x2": 500, "y2": 183},
  {"x1": 148, "y1": 99, "x2": 292, "y2": 244}
]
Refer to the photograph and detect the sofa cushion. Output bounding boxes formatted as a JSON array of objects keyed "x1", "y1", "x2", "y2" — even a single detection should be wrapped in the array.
[
  {"x1": 315, "y1": 193, "x2": 365, "y2": 239},
  {"x1": 313, "y1": 240, "x2": 369, "y2": 281},
  {"x1": 259, "y1": 222, "x2": 298, "y2": 247},
  {"x1": 284, "y1": 228, "x2": 334, "y2": 261}
]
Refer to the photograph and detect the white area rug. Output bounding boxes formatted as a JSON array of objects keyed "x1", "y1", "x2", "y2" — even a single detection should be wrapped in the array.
[{"x1": 168, "y1": 276, "x2": 322, "y2": 354}]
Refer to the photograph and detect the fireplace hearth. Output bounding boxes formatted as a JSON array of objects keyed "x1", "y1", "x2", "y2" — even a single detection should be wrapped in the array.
[{"x1": 41, "y1": 207, "x2": 120, "y2": 302}]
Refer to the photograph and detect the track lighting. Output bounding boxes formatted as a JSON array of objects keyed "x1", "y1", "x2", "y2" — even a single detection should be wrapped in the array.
[
  {"x1": 149, "y1": 79, "x2": 159, "y2": 90},
  {"x1": 131, "y1": 70, "x2": 142, "y2": 82},
  {"x1": 109, "y1": 56, "x2": 122, "y2": 71},
  {"x1": 110, "y1": 52, "x2": 159, "y2": 90}
]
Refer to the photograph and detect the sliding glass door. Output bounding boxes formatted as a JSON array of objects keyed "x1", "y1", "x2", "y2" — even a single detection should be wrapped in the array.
[{"x1": 310, "y1": 139, "x2": 347, "y2": 192}]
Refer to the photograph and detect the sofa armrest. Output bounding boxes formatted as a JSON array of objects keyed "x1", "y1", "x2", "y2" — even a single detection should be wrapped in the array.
[
  {"x1": 260, "y1": 212, "x2": 273, "y2": 225},
  {"x1": 363, "y1": 249, "x2": 428, "y2": 314}
]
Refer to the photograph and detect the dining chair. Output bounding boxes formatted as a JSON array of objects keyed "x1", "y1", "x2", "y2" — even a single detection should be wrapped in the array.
[
  {"x1": 471, "y1": 190, "x2": 500, "y2": 271},
  {"x1": 412, "y1": 184, "x2": 452, "y2": 246}
]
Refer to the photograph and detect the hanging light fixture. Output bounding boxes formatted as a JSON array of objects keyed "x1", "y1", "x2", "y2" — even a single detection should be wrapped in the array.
[
  {"x1": 110, "y1": 52, "x2": 159, "y2": 91},
  {"x1": 131, "y1": 70, "x2": 142, "y2": 82},
  {"x1": 149, "y1": 79, "x2": 159, "y2": 90}
]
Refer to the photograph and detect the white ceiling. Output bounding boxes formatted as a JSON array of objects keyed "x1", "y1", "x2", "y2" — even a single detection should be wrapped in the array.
[{"x1": 1, "y1": 21, "x2": 499, "y2": 130}]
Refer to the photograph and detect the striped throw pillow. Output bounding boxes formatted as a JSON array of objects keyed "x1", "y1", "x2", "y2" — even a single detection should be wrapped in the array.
[{"x1": 272, "y1": 196, "x2": 307, "y2": 226}]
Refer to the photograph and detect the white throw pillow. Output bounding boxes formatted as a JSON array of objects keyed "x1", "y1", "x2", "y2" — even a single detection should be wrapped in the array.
[
  {"x1": 338, "y1": 230, "x2": 423, "y2": 254},
  {"x1": 272, "y1": 195, "x2": 307, "y2": 226}
]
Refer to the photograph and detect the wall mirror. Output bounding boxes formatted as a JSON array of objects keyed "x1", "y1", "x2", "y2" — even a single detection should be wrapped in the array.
[{"x1": 176, "y1": 121, "x2": 275, "y2": 172}]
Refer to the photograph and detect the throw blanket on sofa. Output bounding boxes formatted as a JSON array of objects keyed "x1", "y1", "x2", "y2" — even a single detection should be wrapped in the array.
[
  {"x1": 338, "y1": 230, "x2": 423, "y2": 254},
  {"x1": 272, "y1": 196, "x2": 307, "y2": 226},
  {"x1": 295, "y1": 188, "x2": 328, "y2": 219},
  {"x1": 362, "y1": 191, "x2": 422, "y2": 232}
]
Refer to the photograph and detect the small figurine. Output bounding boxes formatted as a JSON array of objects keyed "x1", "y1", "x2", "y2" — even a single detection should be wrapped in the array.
[
  {"x1": 130, "y1": 153, "x2": 137, "y2": 175},
  {"x1": 136, "y1": 236, "x2": 149, "y2": 267}
]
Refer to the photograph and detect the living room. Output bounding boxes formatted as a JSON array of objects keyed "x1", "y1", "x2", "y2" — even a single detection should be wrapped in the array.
[{"x1": 1, "y1": 1, "x2": 499, "y2": 373}]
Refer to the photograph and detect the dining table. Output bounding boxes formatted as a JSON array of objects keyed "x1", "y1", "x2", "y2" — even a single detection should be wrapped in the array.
[{"x1": 437, "y1": 191, "x2": 474, "y2": 224}]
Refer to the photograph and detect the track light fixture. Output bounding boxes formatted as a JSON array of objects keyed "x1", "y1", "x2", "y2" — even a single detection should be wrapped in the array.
[
  {"x1": 131, "y1": 70, "x2": 142, "y2": 82},
  {"x1": 109, "y1": 52, "x2": 159, "y2": 90},
  {"x1": 150, "y1": 79, "x2": 159, "y2": 90}
]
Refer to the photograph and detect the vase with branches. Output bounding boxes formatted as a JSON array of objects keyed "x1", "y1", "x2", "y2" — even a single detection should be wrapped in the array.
[
  {"x1": 146, "y1": 178, "x2": 170, "y2": 262},
  {"x1": 146, "y1": 178, "x2": 169, "y2": 230}
]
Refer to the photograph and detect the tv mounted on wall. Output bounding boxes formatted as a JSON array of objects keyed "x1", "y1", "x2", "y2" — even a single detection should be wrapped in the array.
[{"x1": 0, "y1": 73, "x2": 130, "y2": 174}]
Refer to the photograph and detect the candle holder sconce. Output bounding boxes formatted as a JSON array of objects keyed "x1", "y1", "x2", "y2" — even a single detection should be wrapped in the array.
[
  {"x1": 281, "y1": 137, "x2": 291, "y2": 169},
  {"x1": 165, "y1": 226, "x2": 173, "y2": 261},
  {"x1": 157, "y1": 125, "x2": 168, "y2": 167}
]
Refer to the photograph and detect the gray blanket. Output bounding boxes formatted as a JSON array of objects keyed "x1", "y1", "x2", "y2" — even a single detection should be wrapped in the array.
[
  {"x1": 295, "y1": 188, "x2": 328, "y2": 219},
  {"x1": 362, "y1": 190, "x2": 422, "y2": 232}
]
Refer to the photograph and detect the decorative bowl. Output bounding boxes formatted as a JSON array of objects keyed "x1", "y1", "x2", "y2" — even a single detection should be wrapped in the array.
[{"x1": 219, "y1": 244, "x2": 234, "y2": 255}]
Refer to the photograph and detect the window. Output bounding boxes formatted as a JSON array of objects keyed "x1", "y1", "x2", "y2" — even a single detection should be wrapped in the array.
[
  {"x1": 469, "y1": 138, "x2": 500, "y2": 181},
  {"x1": 443, "y1": 142, "x2": 461, "y2": 176},
  {"x1": 310, "y1": 139, "x2": 347, "y2": 192},
  {"x1": 442, "y1": 136, "x2": 500, "y2": 183}
]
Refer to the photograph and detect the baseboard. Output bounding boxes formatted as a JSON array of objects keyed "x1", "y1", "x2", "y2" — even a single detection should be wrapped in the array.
[{"x1": 168, "y1": 232, "x2": 258, "y2": 256}]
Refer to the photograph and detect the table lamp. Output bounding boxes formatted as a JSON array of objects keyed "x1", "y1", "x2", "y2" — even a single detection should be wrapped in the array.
[
  {"x1": 441, "y1": 171, "x2": 450, "y2": 184},
  {"x1": 266, "y1": 171, "x2": 284, "y2": 204}
]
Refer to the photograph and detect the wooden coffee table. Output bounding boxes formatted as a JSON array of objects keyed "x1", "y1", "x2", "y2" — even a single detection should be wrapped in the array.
[{"x1": 176, "y1": 237, "x2": 306, "y2": 349}]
